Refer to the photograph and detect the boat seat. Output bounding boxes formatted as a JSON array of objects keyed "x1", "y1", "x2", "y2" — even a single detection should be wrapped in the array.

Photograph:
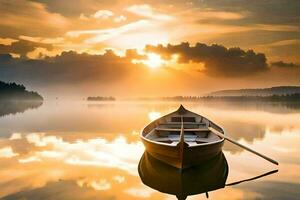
[
  {"x1": 155, "y1": 128, "x2": 210, "y2": 132},
  {"x1": 153, "y1": 135, "x2": 217, "y2": 144},
  {"x1": 168, "y1": 135, "x2": 197, "y2": 142},
  {"x1": 196, "y1": 135, "x2": 219, "y2": 143},
  {"x1": 159, "y1": 122, "x2": 206, "y2": 125},
  {"x1": 155, "y1": 137, "x2": 171, "y2": 142},
  {"x1": 185, "y1": 128, "x2": 210, "y2": 132},
  {"x1": 156, "y1": 128, "x2": 181, "y2": 132},
  {"x1": 153, "y1": 138, "x2": 179, "y2": 145},
  {"x1": 171, "y1": 117, "x2": 196, "y2": 122}
]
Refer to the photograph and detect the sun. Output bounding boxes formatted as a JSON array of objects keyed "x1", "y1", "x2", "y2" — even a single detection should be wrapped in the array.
[
  {"x1": 144, "y1": 53, "x2": 164, "y2": 68},
  {"x1": 131, "y1": 53, "x2": 166, "y2": 68}
]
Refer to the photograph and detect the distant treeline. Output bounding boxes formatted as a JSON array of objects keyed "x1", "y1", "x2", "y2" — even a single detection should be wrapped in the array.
[
  {"x1": 209, "y1": 86, "x2": 300, "y2": 96},
  {"x1": 201, "y1": 94, "x2": 300, "y2": 102},
  {"x1": 87, "y1": 96, "x2": 116, "y2": 101},
  {"x1": 138, "y1": 94, "x2": 300, "y2": 102},
  {"x1": 0, "y1": 81, "x2": 43, "y2": 101}
]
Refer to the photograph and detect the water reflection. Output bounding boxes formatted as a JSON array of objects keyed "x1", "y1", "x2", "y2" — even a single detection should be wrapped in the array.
[
  {"x1": 0, "y1": 100, "x2": 42, "y2": 117},
  {"x1": 0, "y1": 132, "x2": 146, "y2": 199},
  {"x1": 138, "y1": 152, "x2": 228, "y2": 200},
  {"x1": 138, "y1": 151, "x2": 280, "y2": 200},
  {"x1": 147, "y1": 111, "x2": 161, "y2": 121},
  {"x1": 1, "y1": 101, "x2": 299, "y2": 143},
  {"x1": 0, "y1": 101, "x2": 299, "y2": 199}
]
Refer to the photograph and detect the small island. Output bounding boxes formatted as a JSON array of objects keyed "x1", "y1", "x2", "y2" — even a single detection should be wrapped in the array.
[{"x1": 87, "y1": 96, "x2": 116, "y2": 101}]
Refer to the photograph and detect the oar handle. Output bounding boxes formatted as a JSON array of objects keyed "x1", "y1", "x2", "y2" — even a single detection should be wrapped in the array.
[{"x1": 209, "y1": 128, "x2": 279, "y2": 165}]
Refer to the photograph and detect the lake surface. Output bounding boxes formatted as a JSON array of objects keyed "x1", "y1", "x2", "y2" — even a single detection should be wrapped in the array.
[{"x1": 0, "y1": 101, "x2": 299, "y2": 200}]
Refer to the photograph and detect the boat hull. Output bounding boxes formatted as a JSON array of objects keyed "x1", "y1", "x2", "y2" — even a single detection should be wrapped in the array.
[{"x1": 141, "y1": 138, "x2": 224, "y2": 169}]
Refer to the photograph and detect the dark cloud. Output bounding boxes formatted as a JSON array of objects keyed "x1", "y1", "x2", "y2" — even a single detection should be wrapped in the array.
[
  {"x1": 271, "y1": 61, "x2": 300, "y2": 68},
  {"x1": 0, "y1": 39, "x2": 52, "y2": 58},
  {"x1": 125, "y1": 49, "x2": 147, "y2": 60},
  {"x1": 0, "y1": 50, "x2": 136, "y2": 86},
  {"x1": 145, "y1": 42, "x2": 268, "y2": 77}
]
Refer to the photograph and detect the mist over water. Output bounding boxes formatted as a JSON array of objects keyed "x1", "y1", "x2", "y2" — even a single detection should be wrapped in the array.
[{"x1": 0, "y1": 101, "x2": 299, "y2": 199}]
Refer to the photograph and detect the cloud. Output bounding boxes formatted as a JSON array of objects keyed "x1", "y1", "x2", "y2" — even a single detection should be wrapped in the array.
[
  {"x1": 67, "y1": 20, "x2": 150, "y2": 44},
  {"x1": 9, "y1": 133, "x2": 22, "y2": 140},
  {"x1": 114, "y1": 15, "x2": 127, "y2": 23},
  {"x1": 265, "y1": 39, "x2": 300, "y2": 47},
  {"x1": 196, "y1": 9, "x2": 247, "y2": 20},
  {"x1": 79, "y1": 10, "x2": 126, "y2": 24},
  {"x1": 0, "y1": 0, "x2": 68, "y2": 38},
  {"x1": 0, "y1": 39, "x2": 53, "y2": 58},
  {"x1": 271, "y1": 61, "x2": 300, "y2": 68},
  {"x1": 252, "y1": 24, "x2": 299, "y2": 32},
  {"x1": 145, "y1": 42, "x2": 269, "y2": 77},
  {"x1": 125, "y1": 4, "x2": 173, "y2": 21},
  {"x1": 192, "y1": 7, "x2": 250, "y2": 21},
  {"x1": 19, "y1": 35, "x2": 64, "y2": 44},
  {"x1": 197, "y1": 0, "x2": 300, "y2": 26},
  {"x1": 79, "y1": 13, "x2": 89, "y2": 20},
  {"x1": 30, "y1": 0, "x2": 116, "y2": 17},
  {"x1": 0, "y1": 37, "x2": 18, "y2": 45},
  {"x1": 0, "y1": 146, "x2": 19, "y2": 158},
  {"x1": 18, "y1": 156, "x2": 42, "y2": 163},
  {"x1": 93, "y1": 10, "x2": 114, "y2": 19}
]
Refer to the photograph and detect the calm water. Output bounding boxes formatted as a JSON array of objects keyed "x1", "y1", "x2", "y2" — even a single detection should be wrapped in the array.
[{"x1": 0, "y1": 101, "x2": 299, "y2": 200}]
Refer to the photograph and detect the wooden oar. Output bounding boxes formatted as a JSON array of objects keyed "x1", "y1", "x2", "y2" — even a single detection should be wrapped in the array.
[{"x1": 209, "y1": 128, "x2": 279, "y2": 165}]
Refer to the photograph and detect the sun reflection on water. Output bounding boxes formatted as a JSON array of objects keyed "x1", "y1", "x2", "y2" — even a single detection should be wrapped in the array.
[{"x1": 148, "y1": 111, "x2": 161, "y2": 121}]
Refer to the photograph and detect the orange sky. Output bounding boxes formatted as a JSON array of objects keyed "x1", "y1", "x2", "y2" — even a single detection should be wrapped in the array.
[{"x1": 0, "y1": 0, "x2": 299, "y2": 98}]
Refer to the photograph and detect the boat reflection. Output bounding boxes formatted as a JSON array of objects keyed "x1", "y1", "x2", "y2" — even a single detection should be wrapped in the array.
[{"x1": 138, "y1": 151, "x2": 228, "y2": 200}]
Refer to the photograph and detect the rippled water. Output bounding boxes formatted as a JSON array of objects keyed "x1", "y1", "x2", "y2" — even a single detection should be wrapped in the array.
[{"x1": 0, "y1": 101, "x2": 299, "y2": 200}]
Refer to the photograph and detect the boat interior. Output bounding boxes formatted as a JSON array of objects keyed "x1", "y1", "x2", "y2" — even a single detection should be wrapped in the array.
[{"x1": 144, "y1": 115, "x2": 222, "y2": 146}]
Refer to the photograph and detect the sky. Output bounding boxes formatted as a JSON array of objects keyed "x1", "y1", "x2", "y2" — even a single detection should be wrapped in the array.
[{"x1": 0, "y1": 0, "x2": 300, "y2": 98}]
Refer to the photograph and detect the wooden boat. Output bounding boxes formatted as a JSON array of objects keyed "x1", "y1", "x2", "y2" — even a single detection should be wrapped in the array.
[
  {"x1": 138, "y1": 151, "x2": 228, "y2": 200},
  {"x1": 140, "y1": 105, "x2": 225, "y2": 169}
]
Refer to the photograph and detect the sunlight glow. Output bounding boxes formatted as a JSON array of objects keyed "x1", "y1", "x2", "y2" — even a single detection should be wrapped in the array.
[
  {"x1": 131, "y1": 53, "x2": 179, "y2": 68},
  {"x1": 144, "y1": 53, "x2": 164, "y2": 68}
]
